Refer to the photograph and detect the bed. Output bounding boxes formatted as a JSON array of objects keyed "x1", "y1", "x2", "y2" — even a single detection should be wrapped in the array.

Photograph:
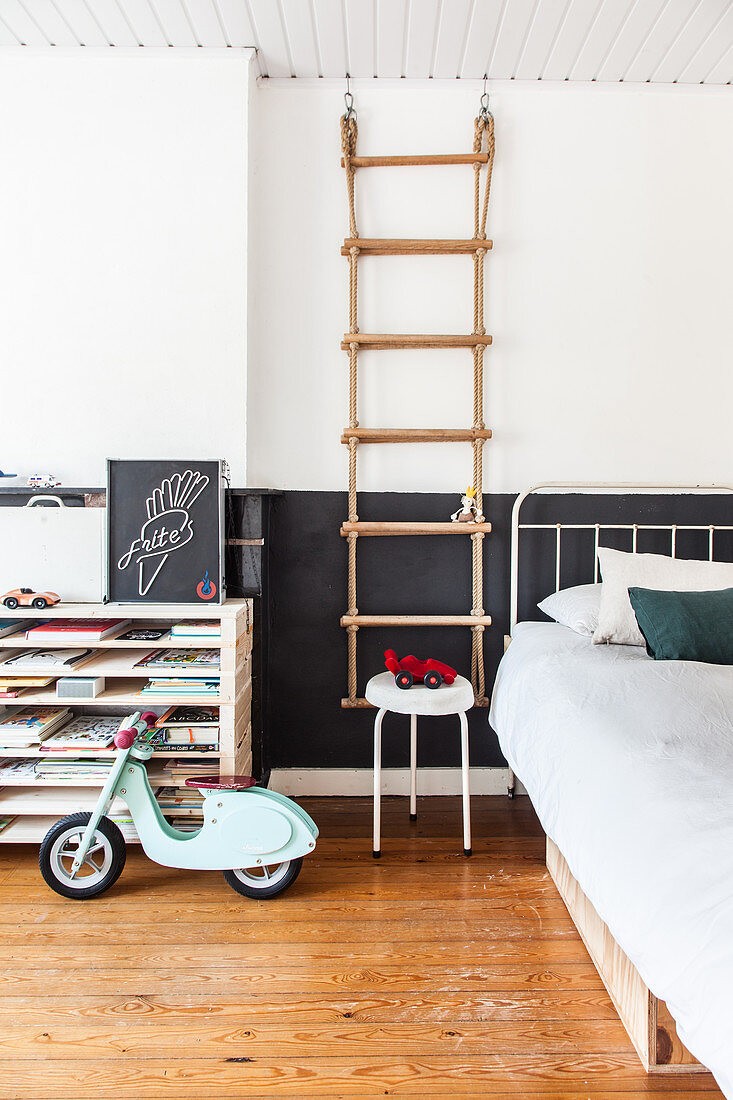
[{"x1": 489, "y1": 483, "x2": 733, "y2": 1096}]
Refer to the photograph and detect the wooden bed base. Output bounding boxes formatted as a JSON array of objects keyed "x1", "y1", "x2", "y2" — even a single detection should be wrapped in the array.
[{"x1": 546, "y1": 836, "x2": 705, "y2": 1073}]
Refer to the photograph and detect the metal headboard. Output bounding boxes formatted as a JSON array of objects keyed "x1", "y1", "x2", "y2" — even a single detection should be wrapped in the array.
[{"x1": 510, "y1": 483, "x2": 733, "y2": 634}]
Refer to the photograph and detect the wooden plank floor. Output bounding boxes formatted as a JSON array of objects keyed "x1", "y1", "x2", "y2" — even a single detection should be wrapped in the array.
[{"x1": 0, "y1": 796, "x2": 722, "y2": 1098}]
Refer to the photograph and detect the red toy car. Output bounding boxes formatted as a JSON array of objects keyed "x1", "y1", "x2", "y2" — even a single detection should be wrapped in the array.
[{"x1": 384, "y1": 649, "x2": 457, "y2": 690}]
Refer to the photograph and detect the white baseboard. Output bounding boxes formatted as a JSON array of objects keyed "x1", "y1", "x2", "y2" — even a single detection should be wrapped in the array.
[{"x1": 269, "y1": 767, "x2": 526, "y2": 797}]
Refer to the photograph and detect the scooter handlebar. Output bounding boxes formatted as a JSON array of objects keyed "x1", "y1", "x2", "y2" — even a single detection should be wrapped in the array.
[{"x1": 114, "y1": 729, "x2": 137, "y2": 750}]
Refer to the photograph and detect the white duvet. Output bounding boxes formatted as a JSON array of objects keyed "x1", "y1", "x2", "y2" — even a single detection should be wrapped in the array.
[{"x1": 490, "y1": 622, "x2": 733, "y2": 1096}]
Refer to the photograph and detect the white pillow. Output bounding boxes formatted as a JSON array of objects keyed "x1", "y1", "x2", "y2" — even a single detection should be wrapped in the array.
[
  {"x1": 538, "y1": 584, "x2": 602, "y2": 637},
  {"x1": 593, "y1": 547, "x2": 733, "y2": 646}
]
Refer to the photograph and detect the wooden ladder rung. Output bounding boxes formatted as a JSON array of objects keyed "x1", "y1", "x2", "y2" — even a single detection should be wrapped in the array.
[
  {"x1": 340, "y1": 521, "x2": 492, "y2": 536},
  {"x1": 341, "y1": 333, "x2": 492, "y2": 350},
  {"x1": 341, "y1": 154, "x2": 490, "y2": 168},
  {"x1": 341, "y1": 428, "x2": 492, "y2": 445},
  {"x1": 341, "y1": 238, "x2": 493, "y2": 256},
  {"x1": 341, "y1": 694, "x2": 491, "y2": 708},
  {"x1": 340, "y1": 614, "x2": 492, "y2": 627}
]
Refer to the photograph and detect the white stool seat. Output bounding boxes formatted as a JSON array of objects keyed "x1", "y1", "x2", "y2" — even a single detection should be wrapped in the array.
[
  {"x1": 365, "y1": 672, "x2": 474, "y2": 715},
  {"x1": 367, "y1": 671, "x2": 474, "y2": 860}
]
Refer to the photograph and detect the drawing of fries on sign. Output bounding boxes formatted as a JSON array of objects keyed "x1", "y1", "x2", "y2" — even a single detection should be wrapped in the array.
[{"x1": 117, "y1": 470, "x2": 210, "y2": 596}]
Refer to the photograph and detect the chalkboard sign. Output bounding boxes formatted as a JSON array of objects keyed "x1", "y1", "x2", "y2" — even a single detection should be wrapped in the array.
[{"x1": 106, "y1": 459, "x2": 225, "y2": 604}]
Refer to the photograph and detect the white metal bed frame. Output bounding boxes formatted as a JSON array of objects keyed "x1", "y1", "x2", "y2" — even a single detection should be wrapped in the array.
[
  {"x1": 506, "y1": 482, "x2": 733, "y2": 795},
  {"x1": 502, "y1": 481, "x2": 733, "y2": 1076}
]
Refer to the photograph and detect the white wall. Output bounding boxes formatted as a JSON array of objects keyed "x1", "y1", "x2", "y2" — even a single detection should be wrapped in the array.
[
  {"x1": 247, "y1": 80, "x2": 733, "y2": 493},
  {"x1": 1, "y1": 49, "x2": 253, "y2": 487}
]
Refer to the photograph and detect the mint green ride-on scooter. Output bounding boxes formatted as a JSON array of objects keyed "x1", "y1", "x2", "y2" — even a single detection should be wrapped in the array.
[{"x1": 39, "y1": 712, "x2": 318, "y2": 900}]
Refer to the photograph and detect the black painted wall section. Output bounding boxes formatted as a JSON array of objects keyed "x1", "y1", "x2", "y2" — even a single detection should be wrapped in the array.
[{"x1": 264, "y1": 489, "x2": 733, "y2": 773}]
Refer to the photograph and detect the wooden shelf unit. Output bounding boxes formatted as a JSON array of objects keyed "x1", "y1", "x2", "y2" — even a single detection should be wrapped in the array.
[
  {"x1": 339, "y1": 110, "x2": 496, "y2": 708},
  {"x1": 0, "y1": 600, "x2": 252, "y2": 843}
]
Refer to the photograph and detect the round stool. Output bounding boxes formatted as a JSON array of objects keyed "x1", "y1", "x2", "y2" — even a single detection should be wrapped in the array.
[{"x1": 365, "y1": 671, "x2": 475, "y2": 859}]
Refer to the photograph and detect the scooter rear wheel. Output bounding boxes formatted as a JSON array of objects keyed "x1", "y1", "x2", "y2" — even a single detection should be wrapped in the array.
[
  {"x1": 39, "y1": 813, "x2": 126, "y2": 899},
  {"x1": 223, "y1": 857, "x2": 303, "y2": 899}
]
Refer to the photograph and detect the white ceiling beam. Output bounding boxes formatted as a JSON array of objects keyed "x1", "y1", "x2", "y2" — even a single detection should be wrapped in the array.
[
  {"x1": 598, "y1": 0, "x2": 675, "y2": 81},
  {"x1": 215, "y1": 0, "x2": 258, "y2": 49},
  {"x1": 404, "y1": 0, "x2": 441, "y2": 78},
  {"x1": 182, "y1": 0, "x2": 227, "y2": 46},
  {"x1": 281, "y1": 0, "x2": 320, "y2": 77},
  {"x1": 489, "y1": 0, "x2": 538, "y2": 79},
  {"x1": 345, "y1": 0, "x2": 375, "y2": 77},
  {"x1": 376, "y1": 0, "x2": 407, "y2": 77},
  {"x1": 432, "y1": 0, "x2": 472, "y2": 78},
  {"x1": 514, "y1": 0, "x2": 567, "y2": 79},
  {"x1": 651, "y1": 0, "x2": 729, "y2": 81},
  {"x1": 676, "y1": 1, "x2": 733, "y2": 82},
  {"x1": 460, "y1": 0, "x2": 503, "y2": 78},
  {"x1": 312, "y1": 0, "x2": 348, "y2": 78}
]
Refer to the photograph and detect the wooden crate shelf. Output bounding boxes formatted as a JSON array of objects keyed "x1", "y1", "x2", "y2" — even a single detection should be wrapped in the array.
[{"x1": 0, "y1": 599, "x2": 252, "y2": 842}]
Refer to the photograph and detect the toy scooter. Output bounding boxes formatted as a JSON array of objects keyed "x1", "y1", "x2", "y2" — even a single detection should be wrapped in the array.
[{"x1": 38, "y1": 711, "x2": 318, "y2": 900}]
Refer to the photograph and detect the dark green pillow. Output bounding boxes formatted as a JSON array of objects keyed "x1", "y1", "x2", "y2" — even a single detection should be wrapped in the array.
[{"x1": 628, "y1": 587, "x2": 733, "y2": 664}]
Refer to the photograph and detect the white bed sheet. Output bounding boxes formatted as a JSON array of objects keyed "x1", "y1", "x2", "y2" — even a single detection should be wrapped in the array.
[{"x1": 490, "y1": 622, "x2": 733, "y2": 1096}]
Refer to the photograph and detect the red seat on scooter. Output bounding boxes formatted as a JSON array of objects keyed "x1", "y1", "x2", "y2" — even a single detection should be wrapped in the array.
[{"x1": 184, "y1": 775, "x2": 257, "y2": 790}]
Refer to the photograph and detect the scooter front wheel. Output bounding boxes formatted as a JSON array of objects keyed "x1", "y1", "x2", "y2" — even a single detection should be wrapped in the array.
[
  {"x1": 39, "y1": 813, "x2": 126, "y2": 899},
  {"x1": 223, "y1": 857, "x2": 303, "y2": 899}
]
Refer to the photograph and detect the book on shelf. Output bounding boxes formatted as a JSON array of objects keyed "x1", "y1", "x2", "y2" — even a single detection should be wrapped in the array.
[
  {"x1": 170, "y1": 620, "x2": 221, "y2": 638},
  {"x1": 0, "y1": 620, "x2": 35, "y2": 640},
  {"x1": 155, "y1": 786, "x2": 206, "y2": 811},
  {"x1": 0, "y1": 649, "x2": 95, "y2": 672},
  {"x1": 41, "y1": 715, "x2": 127, "y2": 751},
  {"x1": 134, "y1": 649, "x2": 220, "y2": 670},
  {"x1": 0, "y1": 759, "x2": 40, "y2": 781},
  {"x1": 33, "y1": 760, "x2": 113, "y2": 780},
  {"x1": 155, "y1": 706, "x2": 220, "y2": 727},
  {"x1": 0, "y1": 817, "x2": 17, "y2": 835},
  {"x1": 0, "y1": 678, "x2": 56, "y2": 699},
  {"x1": 154, "y1": 727, "x2": 219, "y2": 747},
  {"x1": 141, "y1": 679, "x2": 220, "y2": 696},
  {"x1": 168, "y1": 817, "x2": 201, "y2": 833},
  {"x1": 116, "y1": 627, "x2": 169, "y2": 642},
  {"x1": 0, "y1": 707, "x2": 72, "y2": 746},
  {"x1": 150, "y1": 742, "x2": 218, "y2": 753},
  {"x1": 25, "y1": 619, "x2": 131, "y2": 644},
  {"x1": 164, "y1": 760, "x2": 219, "y2": 777}
]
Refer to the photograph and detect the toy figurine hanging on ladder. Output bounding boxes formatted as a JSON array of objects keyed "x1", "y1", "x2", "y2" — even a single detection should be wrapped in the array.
[{"x1": 450, "y1": 486, "x2": 484, "y2": 524}]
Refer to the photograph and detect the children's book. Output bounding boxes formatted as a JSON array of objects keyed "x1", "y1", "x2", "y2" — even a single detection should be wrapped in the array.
[
  {"x1": 170, "y1": 621, "x2": 221, "y2": 638},
  {"x1": 117, "y1": 627, "x2": 169, "y2": 642},
  {"x1": 155, "y1": 705, "x2": 220, "y2": 727},
  {"x1": 134, "y1": 649, "x2": 220, "y2": 670},
  {"x1": 41, "y1": 715, "x2": 127, "y2": 751},
  {"x1": 25, "y1": 619, "x2": 131, "y2": 643},
  {"x1": 0, "y1": 707, "x2": 71, "y2": 745},
  {"x1": 0, "y1": 649, "x2": 95, "y2": 672},
  {"x1": 141, "y1": 679, "x2": 219, "y2": 695},
  {"x1": 0, "y1": 620, "x2": 34, "y2": 640}
]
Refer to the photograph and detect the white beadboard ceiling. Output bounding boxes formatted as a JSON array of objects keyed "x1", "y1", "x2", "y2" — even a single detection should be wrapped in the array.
[{"x1": 0, "y1": 0, "x2": 731, "y2": 84}]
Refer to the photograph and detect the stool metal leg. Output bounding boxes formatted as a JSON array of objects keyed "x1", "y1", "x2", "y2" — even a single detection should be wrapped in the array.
[
  {"x1": 459, "y1": 711, "x2": 471, "y2": 856},
  {"x1": 409, "y1": 714, "x2": 417, "y2": 822},
  {"x1": 373, "y1": 707, "x2": 386, "y2": 858}
]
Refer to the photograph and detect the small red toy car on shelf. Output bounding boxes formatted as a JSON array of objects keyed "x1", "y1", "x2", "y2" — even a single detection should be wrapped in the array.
[{"x1": 384, "y1": 649, "x2": 457, "y2": 690}]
